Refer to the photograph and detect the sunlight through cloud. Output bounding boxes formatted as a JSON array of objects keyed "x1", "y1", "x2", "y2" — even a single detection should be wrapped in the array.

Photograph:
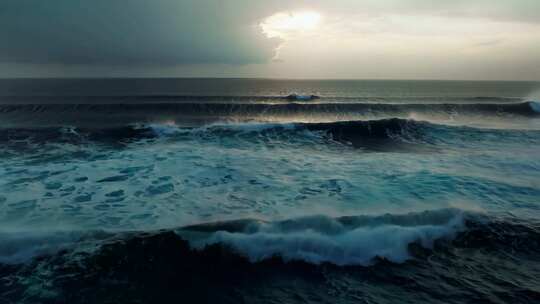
[{"x1": 261, "y1": 11, "x2": 322, "y2": 39}]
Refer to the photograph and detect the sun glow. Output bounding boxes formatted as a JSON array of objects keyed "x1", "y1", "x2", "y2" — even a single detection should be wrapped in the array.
[{"x1": 261, "y1": 11, "x2": 322, "y2": 39}]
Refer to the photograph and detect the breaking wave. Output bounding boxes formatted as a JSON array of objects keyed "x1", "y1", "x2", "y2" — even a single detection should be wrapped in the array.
[
  {"x1": 2, "y1": 208, "x2": 539, "y2": 266},
  {"x1": 1, "y1": 118, "x2": 539, "y2": 156},
  {"x1": 186, "y1": 209, "x2": 466, "y2": 265},
  {"x1": 2, "y1": 210, "x2": 539, "y2": 303}
]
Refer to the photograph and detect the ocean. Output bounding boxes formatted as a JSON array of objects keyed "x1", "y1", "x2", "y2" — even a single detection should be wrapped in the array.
[{"x1": 0, "y1": 78, "x2": 539, "y2": 303}]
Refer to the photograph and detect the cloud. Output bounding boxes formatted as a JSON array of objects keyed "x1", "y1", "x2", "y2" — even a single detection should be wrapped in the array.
[
  {"x1": 301, "y1": 0, "x2": 540, "y2": 24},
  {"x1": 1, "y1": 0, "x2": 538, "y2": 67},
  {"x1": 0, "y1": 0, "x2": 281, "y2": 66},
  {"x1": 0, "y1": 0, "x2": 539, "y2": 80}
]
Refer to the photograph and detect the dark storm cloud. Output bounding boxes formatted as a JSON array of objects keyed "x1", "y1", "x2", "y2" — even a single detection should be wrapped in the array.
[{"x1": 0, "y1": 0, "x2": 281, "y2": 66}]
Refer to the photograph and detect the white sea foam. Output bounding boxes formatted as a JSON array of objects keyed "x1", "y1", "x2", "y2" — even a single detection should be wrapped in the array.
[
  {"x1": 60, "y1": 126, "x2": 81, "y2": 136},
  {"x1": 526, "y1": 89, "x2": 540, "y2": 113},
  {"x1": 139, "y1": 121, "x2": 184, "y2": 136},
  {"x1": 192, "y1": 210, "x2": 465, "y2": 266},
  {"x1": 144, "y1": 121, "x2": 299, "y2": 137}
]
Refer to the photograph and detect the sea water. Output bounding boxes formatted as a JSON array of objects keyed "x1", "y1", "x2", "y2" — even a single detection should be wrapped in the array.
[{"x1": 0, "y1": 79, "x2": 539, "y2": 303}]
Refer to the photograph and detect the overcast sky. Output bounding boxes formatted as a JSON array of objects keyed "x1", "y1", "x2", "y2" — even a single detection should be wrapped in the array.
[{"x1": 1, "y1": 0, "x2": 540, "y2": 80}]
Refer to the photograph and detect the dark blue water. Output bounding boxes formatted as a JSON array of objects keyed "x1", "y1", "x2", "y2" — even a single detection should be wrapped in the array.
[{"x1": 1, "y1": 79, "x2": 540, "y2": 303}]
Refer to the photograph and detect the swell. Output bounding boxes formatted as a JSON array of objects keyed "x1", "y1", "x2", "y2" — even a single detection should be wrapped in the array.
[
  {"x1": 0, "y1": 101, "x2": 537, "y2": 115},
  {"x1": 0, "y1": 102, "x2": 538, "y2": 129},
  {"x1": 0, "y1": 95, "x2": 524, "y2": 104},
  {"x1": 0, "y1": 118, "x2": 442, "y2": 153},
  {"x1": 1, "y1": 118, "x2": 538, "y2": 154}
]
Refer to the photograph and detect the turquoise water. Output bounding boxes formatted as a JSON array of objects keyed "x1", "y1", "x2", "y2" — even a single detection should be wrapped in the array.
[{"x1": 1, "y1": 120, "x2": 539, "y2": 235}]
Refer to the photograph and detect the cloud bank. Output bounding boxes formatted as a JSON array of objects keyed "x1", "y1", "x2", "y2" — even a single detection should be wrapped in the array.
[
  {"x1": 0, "y1": 0, "x2": 280, "y2": 66},
  {"x1": 1, "y1": 0, "x2": 539, "y2": 80}
]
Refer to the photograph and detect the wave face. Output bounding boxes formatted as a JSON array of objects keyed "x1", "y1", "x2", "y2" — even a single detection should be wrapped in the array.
[
  {"x1": 530, "y1": 101, "x2": 540, "y2": 113},
  {"x1": 1, "y1": 79, "x2": 540, "y2": 303}
]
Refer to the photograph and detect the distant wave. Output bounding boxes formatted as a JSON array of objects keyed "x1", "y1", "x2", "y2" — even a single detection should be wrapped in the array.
[
  {"x1": 0, "y1": 94, "x2": 524, "y2": 104},
  {"x1": 0, "y1": 118, "x2": 445, "y2": 153},
  {"x1": 1, "y1": 118, "x2": 539, "y2": 155},
  {"x1": 0, "y1": 101, "x2": 536, "y2": 115},
  {"x1": 0, "y1": 101, "x2": 537, "y2": 130}
]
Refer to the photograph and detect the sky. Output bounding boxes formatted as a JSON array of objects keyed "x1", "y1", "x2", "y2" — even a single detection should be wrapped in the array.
[{"x1": 1, "y1": 0, "x2": 540, "y2": 80}]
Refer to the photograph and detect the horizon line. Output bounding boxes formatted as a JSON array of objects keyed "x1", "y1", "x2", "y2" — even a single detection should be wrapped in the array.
[{"x1": 1, "y1": 76, "x2": 539, "y2": 82}]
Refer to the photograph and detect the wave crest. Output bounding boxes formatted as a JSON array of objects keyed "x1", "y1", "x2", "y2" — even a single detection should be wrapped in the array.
[{"x1": 186, "y1": 209, "x2": 466, "y2": 266}]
